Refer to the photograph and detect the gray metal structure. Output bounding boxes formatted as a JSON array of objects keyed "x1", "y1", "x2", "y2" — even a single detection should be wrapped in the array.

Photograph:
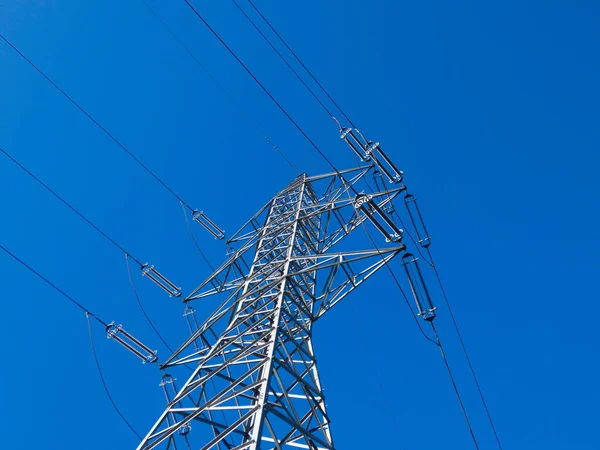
[{"x1": 135, "y1": 129, "x2": 433, "y2": 449}]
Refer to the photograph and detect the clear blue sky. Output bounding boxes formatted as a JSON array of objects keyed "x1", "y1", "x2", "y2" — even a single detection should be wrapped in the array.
[{"x1": 1, "y1": 0, "x2": 599, "y2": 449}]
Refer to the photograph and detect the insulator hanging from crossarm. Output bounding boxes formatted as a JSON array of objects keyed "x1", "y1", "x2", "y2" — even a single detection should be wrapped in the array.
[
  {"x1": 338, "y1": 125, "x2": 403, "y2": 184},
  {"x1": 373, "y1": 170, "x2": 395, "y2": 214},
  {"x1": 192, "y1": 210, "x2": 225, "y2": 240},
  {"x1": 142, "y1": 264, "x2": 182, "y2": 297},
  {"x1": 402, "y1": 253, "x2": 436, "y2": 321},
  {"x1": 404, "y1": 193, "x2": 431, "y2": 248},
  {"x1": 354, "y1": 193, "x2": 403, "y2": 242},
  {"x1": 106, "y1": 322, "x2": 158, "y2": 363},
  {"x1": 159, "y1": 374, "x2": 192, "y2": 435},
  {"x1": 340, "y1": 127, "x2": 368, "y2": 161},
  {"x1": 183, "y1": 305, "x2": 206, "y2": 351},
  {"x1": 160, "y1": 373, "x2": 177, "y2": 403},
  {"x1": 365, "y1": 141, "x2": 403, "y2": 184}
]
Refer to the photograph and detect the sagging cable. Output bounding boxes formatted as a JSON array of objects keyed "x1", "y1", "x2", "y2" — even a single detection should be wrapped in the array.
[{"x1": 87, "y1": 314, "x2": 143, "y2": 440}]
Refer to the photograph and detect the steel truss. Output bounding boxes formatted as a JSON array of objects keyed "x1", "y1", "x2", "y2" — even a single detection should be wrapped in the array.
[{"x1": 138, "y1": 165, "x2": 418, "y2": 450}]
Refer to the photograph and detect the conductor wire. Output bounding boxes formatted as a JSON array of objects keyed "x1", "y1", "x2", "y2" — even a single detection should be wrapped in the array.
[
  {"x1": 126, "y1": 254, "x2": 174, "y2": 353},
  {"x1": 427, "y1": 249, "x2": 504, "y2": 450},
  {"x1": 245, "y1": 0, "x2": 357, "y2": 128},
  {"x1": 341, "y1": 184, "x2": 480, "y2": 449},
  {"x1": 231, "y1": 0, "x2": 337, "y2": 120},
  {"x1": 180, "y1": 201, "x2": 218, "y2": 273},
  {"x1": 138, "y1": 0, "x2": 299, "y2": 175},
  {"x1": 183, "y1": 0, "x2": 344, "y2": 178},
  {"x1": 0, "y1": 146, "x2": 144, "y2": 267},
  {"x1": 86, "y1": 313, "x2": 144, "y2": 440},
  {"x1": 0, "y1": 33, "x2": 196, "y2": 212},
  {"x1": 0, "y1": 243, "x2": 108, "y2": 326},
  {"x1": 431, "y1": 321, "x2": 481, "y2": 450},
  {"x1": 1, "y1": 242, "x2": 143, "y2": 439}
]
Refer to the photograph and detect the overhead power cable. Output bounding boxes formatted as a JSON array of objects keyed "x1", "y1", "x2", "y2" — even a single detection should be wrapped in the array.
[
  {"x1": 0, "y1": 243, "x2": 142, "y2": 439},
  {"x1": 391, "y1": 202, "x2": 503, "y2": 449},
  {"x1": 180, "y1": 201, "x2": 218, "y2": 273},
  {"x1": 244, "y1": 0, "x2": 358, "y2": 128},
  {"x1": 427, "y1": 250, "x2": 504, "y2": 449},
  {"x1": 0, "y1": 242, "x2": 107, "y2": 326},
  {"x1": 138, "y1": 0, "x2": 299, "y2": 175},
  {"x1": 0, "y1": 146, "x2": 144, "y2": 267},
  {"x1": 345, "y1": 187, "x2": 480, "y2": 449},
  {"x1": 431, "y1": 321, "x2": 480, "y2": 450},
  {"x1": 183, "y1": 0, "x2": 344, "y2": 180},
  {"x1": 87, "y1": 313, "x2": 143, "y2": 440},
  {"x1": 0, "y1": 33, "x2": 199, "y2": 213},
  {"x1": 230, "y1": 0, "x2": 337, "y2": 120},
  {"x1": 125, "y1": 254, "x2": 174, "y2": 353}
]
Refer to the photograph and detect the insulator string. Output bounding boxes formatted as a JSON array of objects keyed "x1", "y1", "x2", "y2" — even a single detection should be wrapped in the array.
[
  {"x1": 86, "y1": 313, "x2": 144, "y2": 440},
  {"x1": 125, "y1": 254, "x2": 174, "y2": 353}
]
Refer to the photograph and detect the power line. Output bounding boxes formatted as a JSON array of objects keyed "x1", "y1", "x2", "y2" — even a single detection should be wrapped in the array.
[
  {"x1": 245, "y1": 0, "x2": 357, "y2": 128},
  {"x1": 86, "y1": 313, "x2": 143, "y2": 440},
  {"x1": 230, "y1": 0, "x2": 337, "y2": 120},
  {"x1": 393, "y1": 198, "x2": 503, "y2": 449},
  {"x1": 138, "y1": 0, "x2": 299, "y2": 174},
  {"x1": 359, "y1": 217, "x2": 481, "y2": 449},
  {"x1": 0, "y1": 32, "x2": 197, "y2": 212},
  {"x1": 183, "y1": 0, "x2": 344, "y2": 178},
  {"x1": 431, "y1": 321, "x2": 481, "y2": 450},
  {"x1": 0, "y1": 242, "x2": 143, "y2": 439},
  {"x1": 0, "y1": 146, "x2": 144, "y2": 267},
  {"x1": 180, "y1": 201, "x2": 218, "y2": 273},
  {"x1": 427, "y1": 250, "x2": 504, "y2": 449},
  {"x1": 125, "y1": 254, "x2": 174, "y2": 353},
  {"x1": 0, "y1": 243, "x2": 107, "y2": 326}
]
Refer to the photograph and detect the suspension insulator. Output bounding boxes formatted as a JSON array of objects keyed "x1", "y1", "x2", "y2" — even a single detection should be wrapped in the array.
[
  {"x1": 404, "y1": 193, "x2": 431, "y2": 248},
  {"x1": 142, "y1": 264, "x2": 182, "y2": 297},
  {"x1": 402, "y1": 253, "x2": 436, "y2": 321},
  {"x1": 183, "y1": 305, "x2": 205, "y2": 351},
  {"x1": 355, "y1": 194, "x2": 403, "y2": 242},
  {"x1": 340, "y1": 127, "x2": 368, "y2": 161},
  {"x1": 160, "y1": 373, "x2": 177, "y2": 403},
  {"x1": 365, "y1": 141, "x2": 403, "y2": 184},
  {"x1": 373, "y1": 170, "x2": 396, "y2": 214},
  {"x1": 192, "y1": 210, "x2": 225, "y2": 240},
  {"x1": 106, "y1": 323, "x2": 158, "y2": 363}
]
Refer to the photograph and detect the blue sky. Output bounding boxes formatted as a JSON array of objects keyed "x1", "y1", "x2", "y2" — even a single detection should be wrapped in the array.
[{"x1": 1, "y1": 0, "x2": 599, "y2": 448}]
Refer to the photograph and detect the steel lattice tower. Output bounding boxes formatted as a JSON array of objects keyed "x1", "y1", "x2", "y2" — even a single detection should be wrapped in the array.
[{"x1": 137, "y1": 135, "x2": 433, "y2": 449}]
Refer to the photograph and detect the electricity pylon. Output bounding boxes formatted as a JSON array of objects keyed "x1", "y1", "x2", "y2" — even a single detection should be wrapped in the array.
[{"x1": 136, "y1": 131, "x2": 434, "y2": 449}]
